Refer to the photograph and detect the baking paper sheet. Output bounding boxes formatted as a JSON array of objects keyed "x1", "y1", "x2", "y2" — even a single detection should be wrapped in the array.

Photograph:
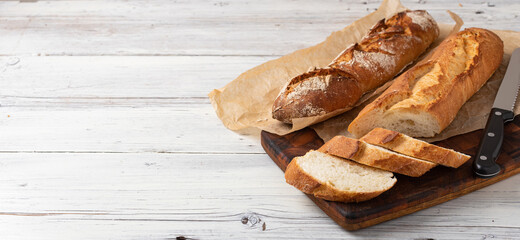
[{"x1": 209, "y1": 0, "x2": 520, "y2": 143}]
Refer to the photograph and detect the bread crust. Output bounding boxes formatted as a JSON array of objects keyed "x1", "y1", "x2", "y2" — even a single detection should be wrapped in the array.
[
  {"x1": 284, "y1": 154, "x2": 394, "y2": 202},
  {"x1": 273, "y1": 10, "x2": 440, "y2": 123},
  {"x1": 319, "y1": 136, "x2": 437, "y2": 177},
  {"x1": 349, "y1": 28, "x2": 504, "y2": 137},
  {"x1": 360, "y1": 128, "x2": 471, "y2": 168},
  {"x1": 272, "y1": 68, "x2": 362, "y2": 124}
]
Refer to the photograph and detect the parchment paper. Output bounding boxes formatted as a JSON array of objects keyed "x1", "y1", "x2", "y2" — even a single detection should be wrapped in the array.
[
  {"x1": 208, "y1": 0, "x2": 408, "y2": 134},
  {"x1": 314, "y1": 29, "x2": 520, "y2": 142},
  {"x1": 209, "y1": 0, "x2": 520, "y2": 143}
]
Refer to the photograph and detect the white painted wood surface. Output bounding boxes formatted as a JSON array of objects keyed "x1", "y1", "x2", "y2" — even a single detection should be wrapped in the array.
[{"x1": 0, "y1": 0, "x2": 519, "y2": 239}]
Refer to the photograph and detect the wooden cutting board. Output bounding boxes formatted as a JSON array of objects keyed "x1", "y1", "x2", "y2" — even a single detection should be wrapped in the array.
[{"x1": 261, "y1": 117, "x2": 520, "y2": 231}]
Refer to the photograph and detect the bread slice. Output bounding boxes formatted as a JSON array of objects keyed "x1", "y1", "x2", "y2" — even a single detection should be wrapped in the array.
[
  {"x1": 285, "y1": 150, "x2": 396, "y2": 202},
  {"x1": 348, "y1": 28, "x2": 504, "y2": 137},
  {"x1": 360, "y1": 128, "x2": 471, "y2": 168},
  {"x1": 319, "y1": 136, "x2": 437, "y2": 177}
]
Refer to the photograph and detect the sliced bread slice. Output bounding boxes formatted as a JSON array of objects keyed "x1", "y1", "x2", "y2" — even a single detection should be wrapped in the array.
[
  {"x1": 319, "y1": 136, "x2": 437, "y2": 177},
  {"x1": 285, "y1": 150, "x2": 396, "y2": 202},
  {"x1": 360, "y1": 128, "x2": 471, "y2": 168}
]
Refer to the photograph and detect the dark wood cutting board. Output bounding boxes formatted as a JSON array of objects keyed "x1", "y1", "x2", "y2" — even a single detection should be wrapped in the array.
[{"x1": 261, "y1": 117, "x2": 520, "y2": 231}]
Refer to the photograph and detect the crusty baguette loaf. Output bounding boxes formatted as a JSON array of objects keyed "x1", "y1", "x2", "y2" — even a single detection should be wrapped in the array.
[
  {"x1": 319, "y1": 136, "x2": 436, "y2": 177},
  {"x1": 318, "y1": 136, "x2": 437, "y2": 177},
  {"x1": 348, "y1": 28, "x2": 504, "y2": 137},
  {"x1": 272, "y1": 10, "x2": 440, "y2": 123},
  {"x1": 360, "y1": 128, "x2": 471, "y2": 168},
  {"x1": 285, "y1": 150, "x2": 396, "y2": 202}
]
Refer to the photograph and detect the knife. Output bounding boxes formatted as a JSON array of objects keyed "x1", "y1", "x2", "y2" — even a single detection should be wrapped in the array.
[{"x1": 473, "y1": 48, "x2": 520, "y2": 178}]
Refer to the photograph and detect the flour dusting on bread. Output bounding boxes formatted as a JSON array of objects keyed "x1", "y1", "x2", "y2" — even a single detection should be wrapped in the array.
[
  {"x1": 272, "y1": 10, "x2": 440, "y2": 123},
  {"x1": 353, "y1": 51, "x2": 397, "y2": 75},
  {"x1": 286, "y1": 75, "x2": 330, "y2": 100},
  {"x1": 301, "y1": 103, "x2": 326, "y2": 116},
  {"x1": 406, "y1": 11, "x2": 435, "y2": 31}
]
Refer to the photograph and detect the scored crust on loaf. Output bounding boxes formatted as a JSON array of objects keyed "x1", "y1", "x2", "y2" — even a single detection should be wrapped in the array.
[
  {"x1": 285, "y1": 150, "x2": 396, "y2": 202},
  {"x1": 319, "y1": 136, "x2": 437, "y2": 177},
  {"x1": 272, "y1": 68, "x2": 362, "y2": 122},
  {"x1": 348, "y1": 28, "x2": 504, "y2": 137},
  {"x1": 329, "y1": 10, "x2": 439, "y2": 91},
  {"x1": 272, "y1": 10, "x2": 440, "y2": 123},
  {"x1": 360, "y1": 128, "x2": 471, "y2": 168}
]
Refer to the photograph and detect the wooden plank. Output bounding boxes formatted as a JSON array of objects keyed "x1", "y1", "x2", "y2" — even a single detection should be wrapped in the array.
[
  {"x1": 0, "y1": 153, "x2": 518, "y2": 239},
  {"x1": 0, "y1": 56, "x2": 270, "y2": 153},
  {"x1": 0, "y1": 104, "x2": 265, "y2": 153},
  {"x1": 0, "y1": 0, "x2": 519, "y2": 239},
  {"x1": 0, "y1": 0, "x2": 518, "y2": 56},
  {"x1": 0, "y1": 56, "x2": 274, "y2": 98},
  {"x1": 261, "y1": 119, "x2": 520, "y2": 230},
  {"x1": 0, "y1": 53, "x2": 517, "y2": 236}
]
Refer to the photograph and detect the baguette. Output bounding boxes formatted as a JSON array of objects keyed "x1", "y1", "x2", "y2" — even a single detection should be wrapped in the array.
[
  {"x1": 272, "y1": 10, "x2": 440, "y2": 123},
  {"x1": 319, "y1": 136, "x2": 436, "y2": 177},
  {"x1": 348, "y1": 28, "x2": 504, "y2": 137},
  {"x1": 360, "y1": 128, "x2": 471, "y2": 168},
  {"x1": 285, "y1": 150, "x2": 396, "y2": 202}
]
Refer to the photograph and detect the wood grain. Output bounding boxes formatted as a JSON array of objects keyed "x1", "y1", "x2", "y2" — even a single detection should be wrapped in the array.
[
  {"x1": 262, "y1": 117, "x2": 520, "y2": 230},
  {"x1": 0, "y1": 0, "x2": 519, "y2": 239},
  {"x1": 0, "y1": 0, "x2": 518, "y2": 56}
]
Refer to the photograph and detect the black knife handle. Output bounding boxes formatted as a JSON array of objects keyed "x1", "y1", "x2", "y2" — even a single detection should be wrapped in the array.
[{"x1": 473, "y1": 108, "x2": 514, "y2": 178}]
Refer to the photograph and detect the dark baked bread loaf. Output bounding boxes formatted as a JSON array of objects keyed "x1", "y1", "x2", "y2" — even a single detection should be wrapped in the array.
[{"x1": 272, "y1": 10, "x2": 440, "y2": 123}]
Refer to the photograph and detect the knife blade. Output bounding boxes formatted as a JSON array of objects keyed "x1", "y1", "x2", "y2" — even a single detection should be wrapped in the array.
[{"x1": 473, "y1": 48, "x2": 520, "y2": 178}]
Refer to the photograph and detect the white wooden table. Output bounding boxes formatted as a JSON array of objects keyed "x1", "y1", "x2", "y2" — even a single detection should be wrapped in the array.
[{"x1": 0, "y1": 0, "x2": 519, "y2": 239}]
